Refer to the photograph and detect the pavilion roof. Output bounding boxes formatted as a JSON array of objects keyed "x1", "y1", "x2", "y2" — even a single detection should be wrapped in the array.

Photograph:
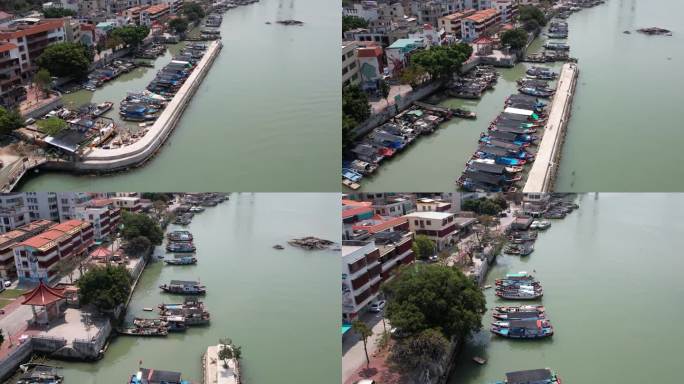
[{"x1": 22, "y1": 280, "x2": 66, "y2": 306}]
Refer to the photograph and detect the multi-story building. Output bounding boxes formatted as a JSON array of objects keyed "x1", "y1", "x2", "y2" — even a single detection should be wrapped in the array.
[
  {"x1": 13, "y1": 219, "x2": 94, "y2": 283},
  {"x1": 75, "y1": 199, "x2": 122, "y2": 240},
  {"x1": 385, "y1": 37, "x2": 424, "y2": 76},
  {"x1": 0, "y1": 220, "x2": 54, "y2": 279},
  {"x1": 377, "y1": 2, "x2": 405, "y2": 22},
  {"x1": 0, "y1": 194, "x2": 31, "y2": 233},
  {"x1": 461, "y1": 8, "x2": 501, "y2": 41},
  {"x1": 56, "y1": 192, "x2": 90, "y2": 221},
  {"x1": 342, "y1": 41, "x2": 360, "y2": 87},
  {"x1": 0, "y1": 12, "x2": 15, "y2": 25},
  {"x1": 356, "y1": 43, "x2": 383, "y2": 91},
  {"x1": 343, "y1": 0, "x2": 380, "y2": 21},
  {"x1": 438, "y1": 9, "x2": 476, "y2": 38},
  {"x1": 42, "y1": 0, "x2": 80, "y2": 12},
  {"x1": 111, "y1": 196, "x2": 143, "y2": 212},
  {"x1": 342, "y1": 240, "x2": 381, "y2": 322},
  {"x1": 411, "y1": 0, "x2": 463, "y2": 27},
  {"x1": 139, "y1": 3, "x2": 170, "y2": 26},
  {"x1": 404, "y1": 211, "x2": 459, "y2": 250},
  {"x1": 416, "y1": 198, "x2": 452, "y2": 212},
  {"x1": 493, "y1": 0, "x2": 518, "y2": 23},
  {"x1": 0, "y1": 18, "x2": 66, "y2": 78},
  {"x1": 0, "y1": 41, "x2": 24, "y2": 107}
]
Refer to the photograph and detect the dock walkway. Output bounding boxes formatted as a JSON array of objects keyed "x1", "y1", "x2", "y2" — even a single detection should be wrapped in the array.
[{"x1": 523, "y1": 63, "x2": 579, "y2": 192}]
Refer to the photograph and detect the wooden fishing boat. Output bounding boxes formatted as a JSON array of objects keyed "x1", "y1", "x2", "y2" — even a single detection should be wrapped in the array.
[
  {"x1": 167, "y1": 230, "x2": 193, "y2": 242},
  {"x1": 160, "y1": 280, "x2": 206, "y2": 295},
  {"x1": 491, "y1": 319, "x2": 553, "y2": 338}
]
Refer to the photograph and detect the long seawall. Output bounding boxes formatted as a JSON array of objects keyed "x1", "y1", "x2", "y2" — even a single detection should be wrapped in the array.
[
  {"x1": 523, "y1": 63, "x2": 579, "y2": 192},
  {"x1": 74, "y1": 40, "x2": 222, "y2": 171}
]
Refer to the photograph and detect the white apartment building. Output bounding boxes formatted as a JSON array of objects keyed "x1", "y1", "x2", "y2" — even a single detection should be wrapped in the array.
[
  {"x1": 342, "y1": 240, "x2": 381, "y2": 322},
  {"x1": 342, "y1": 41, "x2": 360, "y2": 87},
  {"x1": 404, "y1": 211, "x2": 459, "y2": 250}
]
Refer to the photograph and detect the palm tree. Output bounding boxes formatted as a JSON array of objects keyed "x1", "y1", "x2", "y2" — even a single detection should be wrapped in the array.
[{"x1": 352, "y1": 319, "x2": 373, "y2": 369}]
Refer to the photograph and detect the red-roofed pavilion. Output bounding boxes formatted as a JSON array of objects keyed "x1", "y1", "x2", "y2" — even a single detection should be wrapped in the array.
[{"x1": 22, "y1": 280, "x2": 66, "y2": 326}]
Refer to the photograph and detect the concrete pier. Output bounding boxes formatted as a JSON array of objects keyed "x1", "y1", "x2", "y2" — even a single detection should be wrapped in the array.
[
  {"x1": 203, "y1": 345, "x2": 240, "y2": 384},
  {"x1": 75, "y1": 40, "x2": 223, "y2": 171},
  {"x1": 523, "y1": 63, "x2": 579, "y2": 192}
]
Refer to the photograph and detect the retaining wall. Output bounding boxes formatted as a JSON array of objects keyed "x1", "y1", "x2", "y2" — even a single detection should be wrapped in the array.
[{"x1": 0, "y1": 341, "x2": 33, "y2": 382}]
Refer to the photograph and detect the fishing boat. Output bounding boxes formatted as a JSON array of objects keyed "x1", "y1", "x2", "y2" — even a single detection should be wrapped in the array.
[
  {"x1": 16, "y1": 366, "x2": 63, "y2": 384},
  {"x1": 129, "y1": 368, "x2": 191, "y2": 384},
  {"x1": 491, "y1": 319, "x2": 554, "y2": 338},
  {"x1": 342, "y1": 179, "x2": 361, "y2": 190},
  {"x1": 493, "y1": 308, "x2": 546, "y2": 320},
  {"x1": 166, "y1": 241, "x2": 196, "y2": 253},
  {"x1": 496, "y1": 286, "x2": 543, "y2": 300},
  {"x1": 518, "y1": 87, "x2": 555, "y2": 98},
  {"x1": 342, "y1": 168, "x2": 363, "y2": 183},
  {"x1": 495, "y1": 368, "x2": 561, "y2": 384},
  {"x1": 167, "y1": 230, "x2": 193, "y2": 242},
  {"x1": 544, "y1": 42, "x2": 570, "y2": 50},
  {"x1": 189, "y1": 206, "x2": 205, "y2": 213},
  {"x1": 164, "y1": 315, "x2": 187, "y2": 332},
  {"x1": 504, "y1": 242, "x2": 534, "y2": 256},
  {"x1": 452, "y1": 108, "x2": 477, "y2": 119},
  {"x1": 530, "y1": 220, "x2": 551, "y2": 230},
  {"x1": 164, "y1": 254, "x2": 197, "y2": 265},
  {"x1": 493, "y1": 305, "x2": 545, "y2": 316},
  {"x1": 160, "y1": 280, "x2": 207, "y2": 295},
  {"x1": 118, "y1": 325, "x2": 168, "y2": 336},
  {"x1": 92, "y1": 101, "x2": 113, "y2": 117}
]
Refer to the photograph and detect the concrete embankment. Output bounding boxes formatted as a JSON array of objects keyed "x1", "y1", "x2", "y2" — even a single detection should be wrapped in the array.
[
  {"x1": 523, "y1": 63, "x2": 579, "y2": 192},
  {"x1": 75, "y1": 40, "x2": 222, "y2": 171}
]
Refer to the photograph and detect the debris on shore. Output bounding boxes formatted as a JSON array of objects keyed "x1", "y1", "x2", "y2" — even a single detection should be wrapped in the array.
[
  {"x1": 273, "y1": 244, "x2": 284, "y2": 250},
  {"x1": 636, "y1": 27, "x2": 672, "y2": 36},
  {"x1": 288, "y1": 236, "x2": 334, "y2": 250},
  {"x1": 276, "y1": 19, "x2": 304, "y2": 26}
]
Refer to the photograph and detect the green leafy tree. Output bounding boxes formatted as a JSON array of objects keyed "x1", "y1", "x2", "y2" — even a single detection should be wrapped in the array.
[
  {"x1": 501, "y1": 28, "x2": 529, "y2": 50},
  {"x1": 77, "y1": 265, "x2": 132, "y2": 311},
  {"x1": 123, "y1": 236, "x2": 152, "y2": 258},
  {"x1": 519, "y1": 5, "x2": 546, "y2": 31},
  {"x1": 351, "y1": 319, "x2": 373, "y2": 369},
  {"x1": 412, "y1": 235, "x2": 436, "y2": 260},
  {"x1": 409, "y1": 43, "x2": 473, "y2": 79},
  {"x1": 0, "y1": 107, "x2": 24, "y2": 135},
  {"x1": 342, "y1": 84, "x2": 370, "y2": 123},
  {"x1": 112, "y1": 26, "x2": 150, "y2": 48},
  {"x1": 53, "y1": 255, "x2": 82, "y2": 283},
  {"x1": 106, "y1": 35, "x2": 123, "y2": 50},
  {"x1": 168, "y1": 17, "x2": 189, "y2": 35},
  {"x1": 382, "y1": 264, "x2": 486, "y2": 340},
  {"x1": 183, "y1": 2, "x2": 205, "y2": 22},
  {"x1": 121, "y1": 211, "x2": 163, "y2": 245},
  {"x1": 141, "y1": 193, "x2": 174, "y2": 202},
  {"x1": 43, "y1": 7, "x2": 76, "y2": 18},
  {"x1": 34, "y1": 68, "x2": 52, "y2": 98},
  {"x1": 400, "y1": 65, "x2": 427, "y2": 87},
  {"x1": 342, "y1": 15, "x2": 368, "y2": 33},
  {"x1": 342, "y1": 114, "x2": 356, "y2": 153},
  {"x1": 35, "y1": 42, "x2": 91, "y2": 79},
  {"x1": 462, "y1": 196, "x2": 508, "y2": 215},
  {"x1": 388, "y1": 329, "x2": 449, "y2": 381},
  {"x1": 379, "y1": 79, "x2": 390, "y2": 107},
  {"x1": 37, "y1": 117, "x2": 67, "y2": 136},
  {"x1": 218, "y1": 338, "x2": 243, "y2": 368}
]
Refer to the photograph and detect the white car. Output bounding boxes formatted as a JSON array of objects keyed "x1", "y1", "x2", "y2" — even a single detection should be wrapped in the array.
[
  {"x1": 369, "y1": 300, "x2": 386, "y2": 312},
  {"x1": 4, "y1": 280, "x2": 11, "y2": 288},
  {"x1": 356, "y1": 380, "x2": 375, "y2": 384}
]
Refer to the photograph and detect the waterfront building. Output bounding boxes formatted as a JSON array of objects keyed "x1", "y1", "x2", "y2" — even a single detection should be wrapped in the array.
[
  {"x1": 416, "y1": 198, "x2": 452, "y2": 212},
  {"x1": 0, "y1": 193, "x2": 31, "y2": 233},
  {"x1": 0, "y1": 220, "x2": 54, "y2": 278},
  {"x1": 493, "y1": 0, "x2": 518, "y2": 23},
  {"x1": 75, "y1": 198, "x2": 122, "y2": 241},
  {"x1": 438, "y1": 9, "x2": 476, "y2": 39},
  {"x1": 356, "y1": 43, "x2": 383, "y2": 92},
  {"x1": 344, "y1": 27, "x2": 390, "y2": 47},
  {"x1": 460, "y1": 8, "x2": 501, "y2": 41},
  {"x1": 342, "y1": 239, "x2": 381, "y2": 322},
  {"x1": 139, "y1": 4, "x2": 170, "y2": 26},
  {"x1": 404, "y1": 211, "x2": 459, "y2": 250},
  {"x1": 13, "y1": 219, "x2": 94, "y2": 283},
  {"x1": 343, "y1": 1, "x2": 380, "y2": 21},
  {"x1": 110, "y1": 196, "x2": 143, "y2": 212},
  {"x1": 0, "y1": 18, "x2": 66, "y2": 78},
  {"x1": 0, "y1": 41, "x2": 25, "y2": 108},
  {"x1": 342, "y1": 41, "x2": 360, "y2": 87},
  {"x1": 385, "y1": 38, "x2": 424, "y2": 76},
  {"x1": 410, "y1": 0, "x2": 462, "y2": 28}
]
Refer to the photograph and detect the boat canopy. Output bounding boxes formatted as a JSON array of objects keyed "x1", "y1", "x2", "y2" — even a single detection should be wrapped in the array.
[
  {"x1": 469, "y1": 162, "x2": 505, "y2": 174},
  {"x1": 506, "y1": 369, "x2": 553, "y2": 384},
  {"x1": 464, "y1": 170, "x2": 502, "y2": 186},
  {"x1": 503, "y1": 107, "x2": 534, "y2": 116}
]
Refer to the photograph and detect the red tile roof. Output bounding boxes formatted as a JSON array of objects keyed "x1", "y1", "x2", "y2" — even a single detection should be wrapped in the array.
[
  {"x1": 0, "y1": 42, "x2": 17, "y2": 54},
  {"x1": 0, "y1": 19, "x2": 64, "y2": 40},
  {"x1": 357, "y1": 46, "x2": 383, "y2": 58},
  {"x1": 342, "y1": 206, "x2": 374, "y2": 219},
  {"x1": 352, "y1": 216, "x2": 408, "y2": 233},
  {"x1": 18, "y1": 220, "x2": 89, "y2": 250},
  {"x1": 465, "y1": 8, "x2": 499, "y2": 24},
  {"x1": 22, "y1": 280, "x2": 65, "y2": 306}
]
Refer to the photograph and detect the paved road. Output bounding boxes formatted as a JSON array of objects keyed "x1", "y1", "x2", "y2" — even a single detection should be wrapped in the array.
[{"x1": 342, "y1": 311, "x2": 388, "y2": 383}]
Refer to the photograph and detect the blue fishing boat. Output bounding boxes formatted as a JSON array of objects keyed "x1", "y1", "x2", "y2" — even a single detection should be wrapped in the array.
[
  {"x1": 491, "y1": 319, "x2": 554, "y2": 338},
  {"x1": 519, "y1": 87, "x2": 555, "y2": 98},
  {"x1": 166, "y1": 242, "x2": 196, "y2": 253},
  {"x1": 164, "y1": 254, "x2": 197, "y2": 265},
  {"x1": 129, "y1": 368, "x2": 191, "y2": 384},
  {"x1": 342, "y1": 168, "x2": 363, "y2": 182},
  {"x1": 167, "y1": 230, "x2": 193, "y2": 242}
]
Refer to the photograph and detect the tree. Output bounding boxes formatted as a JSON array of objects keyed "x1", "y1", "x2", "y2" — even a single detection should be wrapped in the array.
[
  {"x1": 388, "y1": 329, "x2": 449, "y2": 382},
  {"x1": 183, "y1": 2, "x2": 205, "y2": 22},
  {"x1": 218, "y1": 338, "x2": 242, "y2": 368},
  {"x1": 410, "y1": 43, "x2": 473, "y2": 79},
  {"x1": 54, "y1": 254, "x2": 81, "y2": 283},
  {"x1": 400, "y1": 65, "x2": 427, "y2": 87},
  {"x1": 351, "y1": 319, "x2": 373, "y2": 369},
  {"x1": 43, "y1": 7, "x2": 76, "y2": 18},
  {"x1": 36, "y1": 42, "x2": 91, "y2": 79},
  {"x1": 382, "y1": 264, "x2": 486, "y2": 340},
  {"x1": 77, "y1": 265, "x2": 132, "y2": 311},
  {"x1": 37, "y1": 117, "x2": 67, "y2": 136},
  {"x1": 168, "y1": 17, "x2": 189, "y2": 35},
  {"x1": 0, "y1": 107, "x2": 24, "y2": 135},
  {"x1": 342, "y1": 15, "x2": 368, "y2": 33},
  {"x1": 501, "y1": 28, "x2": 529, "y2": 50},
  {"x1": 519, "y1": 5, "x2": 546, "y2": 31},
  {"x1": 342, "y1": 114, "x2": 356, "y2": 153},
  {"x1": 412, "y1": 235, "x2": 436, "y2": 261},
  {"x1": 342, "y1": 85, "x2": 370, "y2": 123},
  {"x1": 462, "y1": 196, "x2": 508, "y2": 215},
  {"x1": 379, "y1": 79, "x2": 390, "y2": 107},
  {"x1": 106, "y1": 35, "x2": 124, "y2": 50},
  {"x1": 112, "y1": 26, "x2": 150, "y2": 48},
  {"x1": 121, "y1": 211, "x2": 164, "y2": 245},
  {"x1": 123, "y1": 236, "x2": 152, "y2": 258},
  {"x1": 34, "y1": 68, "x2": 52, "y2": 98}
]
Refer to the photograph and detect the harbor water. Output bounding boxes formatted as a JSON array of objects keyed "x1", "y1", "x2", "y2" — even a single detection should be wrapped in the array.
[
  {"x1": 34, "y1": 193, "x2": 340, "y2": 383},
  {"x1": 449, "y1": 193, "x2": 684, "y2": 383},
  {"x1": 360, "y1": 0, "x2": 684, "y2": 192},
  {"x1": 18, "y1": 0, "x2": 339, "y2": 191}
]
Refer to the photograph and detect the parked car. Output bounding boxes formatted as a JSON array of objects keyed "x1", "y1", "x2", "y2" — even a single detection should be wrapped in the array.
[
  {"x1": 428, "y1": 254, "x2": 439, "y2": 263},
  {"x1": 390, "y1": 327, "x2": 410, "y2": 339},
  {"x1": 356, "y1": 380, "x2": 375, "y2": 384},
  {"x1": 369, "y1": 300, "x2": 386, "y2": 312},
  {"x1": 3, "y1": 280, "x2": 10, "y2": 288}
]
